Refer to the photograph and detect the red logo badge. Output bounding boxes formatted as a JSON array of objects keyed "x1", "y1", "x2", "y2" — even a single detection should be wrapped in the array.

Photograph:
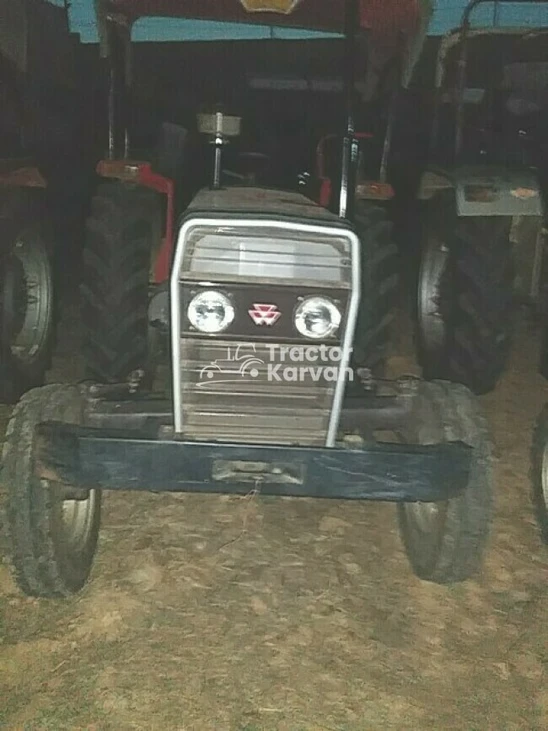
[{"x1": 248, "y1": 303, "x2": 281, "y2": 326}]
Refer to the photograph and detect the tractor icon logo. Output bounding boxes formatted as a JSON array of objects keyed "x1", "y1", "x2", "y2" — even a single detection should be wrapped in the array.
[{"x1": 198, "y1": 344, "x2": 265, "y2": 386}]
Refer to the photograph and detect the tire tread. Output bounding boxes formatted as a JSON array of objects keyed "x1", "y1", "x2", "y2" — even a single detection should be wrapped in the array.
[
  {"x1": 352, "y1": 202, "x2": 399, "y2": 375},
  {"x1": 1, "y1": 384, "x2": 101, "y2": 597},
  {"x1": 398, "y1": 379, "x2": 493, "y2": 583},
  {"x1": 80, "y1": 182, "x2": 158, "y2": 383}
]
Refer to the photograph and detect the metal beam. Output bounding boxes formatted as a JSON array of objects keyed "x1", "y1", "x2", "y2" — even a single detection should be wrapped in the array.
[{"x1": 36, "y1": 421, "x2": 472, "y2": 502}]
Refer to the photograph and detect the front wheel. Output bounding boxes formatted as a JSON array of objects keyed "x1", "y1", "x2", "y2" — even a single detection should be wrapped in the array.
[
  {"x1": 1, "y1": 384, "x2": 101, "y2": 597},
  {"x1": 397, "y1": 380, "x2": 493, "y2": 583},
  {"x1": 530, "y1": 404, "x2": 548, "y2": 545}
]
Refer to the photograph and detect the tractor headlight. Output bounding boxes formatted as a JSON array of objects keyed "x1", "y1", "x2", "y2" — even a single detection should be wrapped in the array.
[
  {"x1": 294, "y1": 296, "x2": 341, "y2": 340},
  {"x1": 187, "y1": 290, "x2": 235, "y2": 334}
]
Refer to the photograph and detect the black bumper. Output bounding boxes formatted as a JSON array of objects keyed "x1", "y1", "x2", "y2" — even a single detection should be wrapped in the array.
[{"x1": 37, "y1": 422, "x2": 472, "y2": 502}]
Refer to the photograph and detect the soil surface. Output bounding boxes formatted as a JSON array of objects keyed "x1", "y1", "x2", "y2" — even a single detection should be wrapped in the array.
[{"x1": 1, "y1": 306, "x2": 548, "y2": 730}]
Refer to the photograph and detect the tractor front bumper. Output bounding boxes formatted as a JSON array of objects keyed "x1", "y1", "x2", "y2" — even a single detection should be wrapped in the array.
[{"x1": 36, "y1": 421, "x2": 471, "y2": 502}]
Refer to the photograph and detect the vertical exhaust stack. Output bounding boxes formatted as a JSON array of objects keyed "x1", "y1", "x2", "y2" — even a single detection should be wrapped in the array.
[
  {"x1": 106, "y1": 22, "x2": 130, "y2": 160},
  {"x1": 339, "y1": 0, "x2": 361, "y2": 221}
]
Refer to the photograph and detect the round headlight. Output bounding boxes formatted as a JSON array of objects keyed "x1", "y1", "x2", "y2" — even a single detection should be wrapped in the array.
[
  {"x1": 187, "y1": 290, "x2": 235, "y2": 334},
  {"x1": 294, "y1": 296, "x2": 341, "y2": 340}
]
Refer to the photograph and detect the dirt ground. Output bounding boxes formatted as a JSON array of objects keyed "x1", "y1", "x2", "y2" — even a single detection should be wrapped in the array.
[{"x1": 1, "y1": 305, "x2": 548, "y2": 731}]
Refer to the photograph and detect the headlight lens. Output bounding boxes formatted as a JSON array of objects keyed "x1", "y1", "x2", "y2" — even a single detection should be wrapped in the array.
[
  {"x1": 187, "y1": 290, "x2": 235, "y2": 334},
  {"x1": 294, "y1": 296, "x2": 341, "y2": 340}
]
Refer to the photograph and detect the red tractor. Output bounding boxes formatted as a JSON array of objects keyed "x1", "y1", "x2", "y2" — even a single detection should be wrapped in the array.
[
  {"x1": 81, "y1": 0, "x2": 432, "y2": 385},
  {"x1": 2, "y1": 0, "x2": 495, "y2": 598}
]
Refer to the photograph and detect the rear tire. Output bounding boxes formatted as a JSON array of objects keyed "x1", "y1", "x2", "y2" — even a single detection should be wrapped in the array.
[
  {"x1": 351, "y1": 201, "x2": 399, "y2": 377},
  {"x1": 530, "y1": 404, "x2": 548, "y2": 545},
  {"x1": 397, "y1": 379, "x2": 493, "y2": 583},
  {"x1": 0, "y1": 194, "x2": 55, "y2": 403},
  {"x1": 81, "y1": 182, "x2": 161, "y2": 384},
  {"x1": 416, "y1": 193, "x2": 514, "y2": 394},
  {"x1": 1, "y1": 384, "x2": 101, "y2": 597}
]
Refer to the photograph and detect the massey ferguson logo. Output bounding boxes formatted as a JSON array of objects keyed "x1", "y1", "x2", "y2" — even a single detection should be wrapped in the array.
[{"x1": 248, "y1": 303, "x2": 281, "y2": 326}]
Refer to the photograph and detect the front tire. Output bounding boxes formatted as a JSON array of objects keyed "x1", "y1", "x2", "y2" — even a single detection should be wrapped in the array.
[
  {"x1": 1, "y1": 384, "x2": 101, "y2": 597},
  {"x1": 397, "y1": 380, "x2": 493, "y2": 584},
  {"x1": 416, "y1": 193, "x2": 514, "y2": 395},
  {"x1": 530, "y1": 404, "x2": 548, "y2": 545}
]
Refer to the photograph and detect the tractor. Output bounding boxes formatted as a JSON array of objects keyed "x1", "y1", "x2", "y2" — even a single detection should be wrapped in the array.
[
  {"x1": 413, "y1": 0, "x2": 548, "y2": 395},
  {"x1": 1, "y1": 0, "x2": 494, "y2": 598},
  {"x1": 0, "y1": 0, "x2": 88, "y2": 403}
]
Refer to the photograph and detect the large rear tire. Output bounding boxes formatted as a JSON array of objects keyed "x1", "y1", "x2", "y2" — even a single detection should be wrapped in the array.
[
  {"x1": 351, "y1": 201, "x2": 399, "y2": 377},
  {"x1": 397, "y1": 380, "x2": 493, "y2": 583},
  {"x1": 416, "y1": 193, "x2": 514, "y2": 395},
  {"x1": 81, "y1": 182, "x2": 161, "y2": 384},
  {"x1": 1, "y1": 384, "x2": 101, "y2": 597},
  {"x1": 0, "y1": 193, "x2": 55, "y2": 403}
]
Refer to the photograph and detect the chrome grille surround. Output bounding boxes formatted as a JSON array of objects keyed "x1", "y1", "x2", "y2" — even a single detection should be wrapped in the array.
[{"x1": 170, "y1": 217, "x2": 361, "y2": 447}]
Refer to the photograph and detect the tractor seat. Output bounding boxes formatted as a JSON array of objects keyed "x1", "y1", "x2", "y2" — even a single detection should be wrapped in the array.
[
  {"x1": 236, "y1": 151, "x2": 270, "y2": 181},
  {"x1": 151, "y1": 122, "x2": 189, "y2": 182},
  {"x1": 221, "y1": 150, "x2": 271, "y2": 186}
]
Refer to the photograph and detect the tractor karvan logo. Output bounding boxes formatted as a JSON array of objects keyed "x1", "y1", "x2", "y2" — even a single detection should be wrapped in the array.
[
  {"x1": 197, "y1": 343, "x2": 354, "y2": 388},
  {"x1": 248, "y1": 303, "x2": 281, "y2": 326}
]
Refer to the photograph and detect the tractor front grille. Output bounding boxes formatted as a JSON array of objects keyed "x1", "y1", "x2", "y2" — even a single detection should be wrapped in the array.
[
  {"x1": 170, "y1": 197, "x2": 358, "y2": 447},
  {"x1": 179, "y1": 339, "x2": 337, "y2": 446}
]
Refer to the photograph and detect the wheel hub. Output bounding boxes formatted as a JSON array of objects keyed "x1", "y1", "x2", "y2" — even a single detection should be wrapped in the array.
[
  {"x1": 60, "y1": 489, "x2": 98, "y2": 553},
  {"x1": 405, "y1": 501, "x2": 444, "y2": 533},
  {"x1": 418, "y1": 236, "x2": 452, "y2": 358},
  {"x1": 542, "y1": 442, "x2": 548, "y2": 508},
  {"x1": 0, "y1": 234, "x2": 53, "y2": 364},
  {"x1": 1, "y1": 254, "x2": 27, "y2": 347}
]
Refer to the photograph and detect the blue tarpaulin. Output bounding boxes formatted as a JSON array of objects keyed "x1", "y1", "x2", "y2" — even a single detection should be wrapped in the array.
[{"x1": 54, "y1": 0, "x2": 548, "y2": 43}]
